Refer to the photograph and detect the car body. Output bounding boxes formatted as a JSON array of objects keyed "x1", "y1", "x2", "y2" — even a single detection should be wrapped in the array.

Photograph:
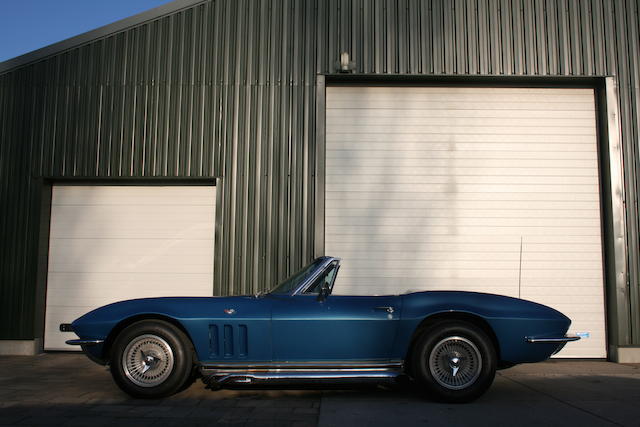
[{"x1": 63, "y1": 256, "x2": 579, "y2": 402}]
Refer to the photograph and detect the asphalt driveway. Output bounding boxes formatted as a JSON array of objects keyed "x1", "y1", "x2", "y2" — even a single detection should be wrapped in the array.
[{"x1": 0, "y1": 354, "x2": 638, "y2": 427}]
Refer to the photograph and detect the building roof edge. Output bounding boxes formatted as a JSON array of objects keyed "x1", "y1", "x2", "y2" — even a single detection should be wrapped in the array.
[{"x1": 0, "y1": 0, "x2": 208, "y2": 75}]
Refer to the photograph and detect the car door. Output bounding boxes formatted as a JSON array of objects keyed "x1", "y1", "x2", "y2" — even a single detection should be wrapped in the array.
[{"x1": 270, "y1": 263, "x2": 401, "y2": 362}]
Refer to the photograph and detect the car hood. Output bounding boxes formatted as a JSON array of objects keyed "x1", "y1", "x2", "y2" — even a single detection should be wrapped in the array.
[{"x1": 71, "y1": 295, "x2": 270, "y2": 340}]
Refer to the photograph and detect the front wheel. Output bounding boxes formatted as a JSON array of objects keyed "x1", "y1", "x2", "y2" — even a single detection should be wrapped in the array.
[
  {"x1": 411, "y1": 321, "x2": 497, "y2": 403},
  {"x1": 110, "y1": 320, "x2": 194, "y2": 398}
]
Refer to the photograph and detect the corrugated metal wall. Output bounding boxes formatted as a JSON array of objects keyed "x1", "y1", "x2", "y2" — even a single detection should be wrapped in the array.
[{"x1": 0, "y1": 0, "x2": 638, "y2": 345}]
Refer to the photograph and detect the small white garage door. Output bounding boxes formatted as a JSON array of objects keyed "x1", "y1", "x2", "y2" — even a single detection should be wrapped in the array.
[
  {"x1": 45, "y1": 185, "x2": 216, "y2": 350},
  {"x1": 325, "y1": 86, "x2": 605, "y2": 358}
]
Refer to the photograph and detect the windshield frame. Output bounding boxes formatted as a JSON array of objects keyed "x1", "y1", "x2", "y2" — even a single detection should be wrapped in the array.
[{"x1": 268, "y1": 257, "x2": 338, "y2": 296}]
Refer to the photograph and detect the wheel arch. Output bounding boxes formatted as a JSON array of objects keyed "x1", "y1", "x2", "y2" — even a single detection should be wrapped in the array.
[
  {"x1": 102, "y1": 314, "x2": 196, "y2": 363},
  {"x1": 404, "y1": 311, "x2": 502, "y2": 375}
]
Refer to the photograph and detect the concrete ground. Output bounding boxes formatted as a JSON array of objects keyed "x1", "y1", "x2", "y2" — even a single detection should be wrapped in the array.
[{"x1": 0, "y1": 355, "x2": 638, "y2": 427}]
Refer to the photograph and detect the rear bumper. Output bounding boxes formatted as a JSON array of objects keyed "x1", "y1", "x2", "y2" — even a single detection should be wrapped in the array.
[
  {"x1": 526, "y1": 335, "x2": 580, "y2": 356},
  {"x1": 525, "y1": 335, "x2": 581, "y2": 344}
]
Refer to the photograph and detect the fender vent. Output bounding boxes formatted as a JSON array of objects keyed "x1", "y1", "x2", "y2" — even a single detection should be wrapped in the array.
[
  {"x1": 209, "y1": 324, "x2": 248, "y2": 359},
  {"x1": 238, "y1": 325, "x2": 248, "y2": 357},
  {"x1": 223, "y1": 325, "x2": 234, "y2": 357},
  {"x1": 209, "y1": 325, "x2": 219, "y2": 358}
]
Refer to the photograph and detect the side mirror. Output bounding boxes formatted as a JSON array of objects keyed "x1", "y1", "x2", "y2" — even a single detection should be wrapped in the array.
[{"x1": 317, "y1": 282, "x2": 331, "y2": 301}]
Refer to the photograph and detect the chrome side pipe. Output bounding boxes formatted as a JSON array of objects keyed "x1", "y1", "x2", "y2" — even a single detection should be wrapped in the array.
[{"x1": 200, "y1": 366, "x2": 403, "y2": 388}]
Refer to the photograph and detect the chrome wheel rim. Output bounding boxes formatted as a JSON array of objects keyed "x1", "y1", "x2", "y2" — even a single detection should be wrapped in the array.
[
  {"x1": 122, "y1": 334, "x2": 174, "y2": 388},
  {"x1": 428, "y1": 336, "x2": 482, "y2": 390}
]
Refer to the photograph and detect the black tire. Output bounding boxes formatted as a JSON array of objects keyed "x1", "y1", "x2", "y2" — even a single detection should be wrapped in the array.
[
  {"x1": 411, "y1": 320, "x2": 497, "y2": 403},
  {"x1": 110, "y1": 320, "x2": 194, "y2": 398}
]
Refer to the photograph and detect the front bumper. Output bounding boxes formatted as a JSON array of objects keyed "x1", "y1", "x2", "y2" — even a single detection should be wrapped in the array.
[
  {"x1": 60, "y1": 323, "x2": 107, "y2": 364},
  {"x1": 65, "y1": 339, "x2": 104, "y2": 346},
  {"x1": 60, "y1": 323, "x2": 104, "y2": 346}
]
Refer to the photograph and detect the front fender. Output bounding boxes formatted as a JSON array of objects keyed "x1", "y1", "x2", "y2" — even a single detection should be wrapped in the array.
[{"x1": 70, "y1": 296, "x2": 272, "y2": 363}]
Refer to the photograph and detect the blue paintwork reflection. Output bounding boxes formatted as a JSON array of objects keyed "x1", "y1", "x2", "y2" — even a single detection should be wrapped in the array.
[{"x1": 270, "y1": 294, "x2": 400, "y2": 360}]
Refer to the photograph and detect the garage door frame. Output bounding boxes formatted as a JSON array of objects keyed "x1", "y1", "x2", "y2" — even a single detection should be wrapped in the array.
[
  {"x1": 32, "y1": 177, "x2": 219, "y2": 352},
  {"x1": 314, "y1": 74, "x2": 628, "y2": 361}
]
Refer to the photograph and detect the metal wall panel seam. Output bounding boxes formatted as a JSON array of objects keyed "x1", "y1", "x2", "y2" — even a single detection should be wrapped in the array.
[
  {"x1": 21, "y1": 81, "x2": 40, "y2": 337},
  {"x1": 0, "y1": 77, "x2": 15, "y2": 336},
  {"x1": 568, "y1": 0, "x2": 582, "y2": 75},
  {"x1": 19, "y1": 77, "x2": 34, "y2": 337},
  {"x1": 9, "y1": 78, "x2": 23, "y2": 337},
  {"x1": 512, "y1": 0, "x2": 526, "y2": 75},
  {"x1": 523, "y1": 0, "x2": 535, "y2": 75}
]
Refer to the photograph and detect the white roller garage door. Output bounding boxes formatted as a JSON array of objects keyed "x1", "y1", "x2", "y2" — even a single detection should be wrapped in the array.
[
  {"x1": 45, "y1": 185, "x2": 215, "y2": 350},
  {"x1": 325, "y1": 86, "x2": 605, "y2": 358}
]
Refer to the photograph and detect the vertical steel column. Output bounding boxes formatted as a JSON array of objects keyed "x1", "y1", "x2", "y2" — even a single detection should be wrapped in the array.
[
  {"x1": 314, "y1": 74, "x2": 326, "y2": 258},
  {"x1": 604, "y1": 77, "x2": 631, "y2": 355}
]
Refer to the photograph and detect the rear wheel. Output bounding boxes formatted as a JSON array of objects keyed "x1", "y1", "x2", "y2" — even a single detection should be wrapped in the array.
[
  {"x1": 110, "y1": 320, "x2": 194, "y2": 398},
  {"x1": 411, "y1": 321, "x2": 496, "y2": 403}
]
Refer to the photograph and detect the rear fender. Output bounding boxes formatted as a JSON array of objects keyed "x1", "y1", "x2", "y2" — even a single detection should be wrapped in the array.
[{"x1": 393, "y1": 291, "x2": 571, "y2": 364}]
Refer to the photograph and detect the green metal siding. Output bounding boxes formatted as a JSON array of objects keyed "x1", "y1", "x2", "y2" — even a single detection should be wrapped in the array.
[{"x1": 0, "y1": 0, "x2": 638, "y2": 345}]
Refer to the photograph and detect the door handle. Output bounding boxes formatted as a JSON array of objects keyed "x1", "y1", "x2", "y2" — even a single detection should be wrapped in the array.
[{"x1": 374, "y1": 306, "x2": 394, "y2": 314}]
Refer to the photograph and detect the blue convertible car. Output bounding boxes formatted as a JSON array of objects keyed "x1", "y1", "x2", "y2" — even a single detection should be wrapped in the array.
[{"x1": 62, "y1": 256, "x2": 579, "y2": 402}]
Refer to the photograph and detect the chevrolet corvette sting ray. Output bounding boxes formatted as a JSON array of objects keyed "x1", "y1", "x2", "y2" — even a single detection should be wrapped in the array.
[{"x1": 61, "y1": 256, "x2": 579, "y2": 402}]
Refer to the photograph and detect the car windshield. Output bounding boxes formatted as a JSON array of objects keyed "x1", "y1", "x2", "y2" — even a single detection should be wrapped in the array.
[{"x1": 269, "y1": 258, "x2": 325, "y2": 295}]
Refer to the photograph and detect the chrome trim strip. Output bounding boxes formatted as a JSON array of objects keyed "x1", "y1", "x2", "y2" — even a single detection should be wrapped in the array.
[
  {"x1": 220, "y1": 371, "x2": 399, "y2": 380},
  {"x1": 525, "y1": 335, "x2": 581, "y2": 343},
  {"x1": 65, "y1": 339, "x2": 104, "y2": 346},
  {"x1": 200, "y1": 361, "x2": 402, "y2": 370},
  {"x1": 201, "y1": 368, "x2": 402, "y2": 386},
  {"x1": 202, "y1": 367, "x2": 400, "y2": 374}
]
